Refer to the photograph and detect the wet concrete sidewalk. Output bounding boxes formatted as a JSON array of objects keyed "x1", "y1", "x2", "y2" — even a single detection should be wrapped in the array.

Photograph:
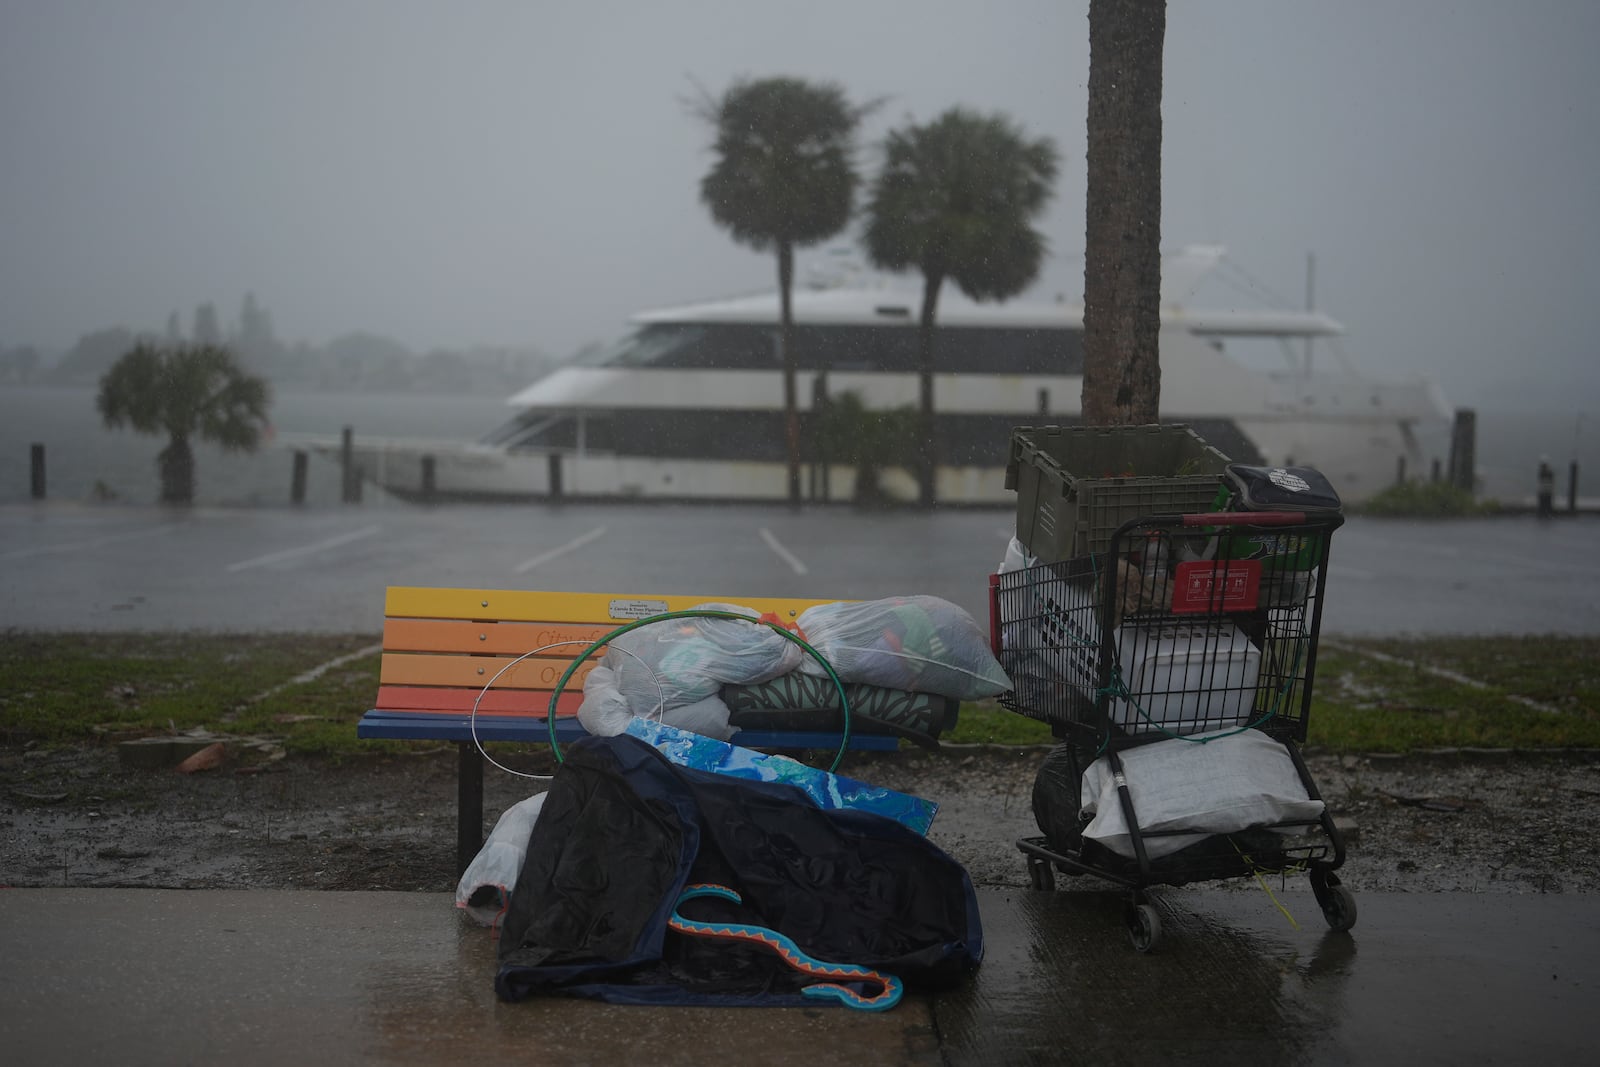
[{"x1": 1, "y1": 887, "x2": 1596, "y2": 1065}]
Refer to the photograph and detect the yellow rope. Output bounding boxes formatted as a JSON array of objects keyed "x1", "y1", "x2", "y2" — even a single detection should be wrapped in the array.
[{"x1": 1230, "y1": 838, "x2": 1302, "y2": 930}]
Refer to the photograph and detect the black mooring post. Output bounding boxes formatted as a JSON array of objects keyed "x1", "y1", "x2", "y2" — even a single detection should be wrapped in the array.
[
  {"x1": 291, "y1": 450, "x2": 308, "y2": 505},
  {"x1": 547, "y1": 452, "x2": 563, "y2": 499},
  {"x1": 457, "y1": 742, "x2": 485, "y2": 876},
  {"x1": 1448, "y1": 408, "x2": 1476, "y2": 492},
  {"x1": 421, "y1": 454, "x2": 436, "y2": 498},
  {"x1": 341, "y1": 426, "x2": 357, "y2": 503},
  {"x1": 1570, "y1": 461, "x2": 1580, "y2": 513},
  {"x1": 29, "y1": 441, "x2": 45, "y2": 502}
]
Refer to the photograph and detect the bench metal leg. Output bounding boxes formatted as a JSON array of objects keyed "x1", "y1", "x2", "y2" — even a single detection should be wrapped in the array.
[{"x1": 457, "y1": 741, "x2": 484, "y2": 876}]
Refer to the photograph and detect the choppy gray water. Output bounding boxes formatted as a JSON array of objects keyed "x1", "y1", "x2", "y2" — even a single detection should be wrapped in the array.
[
  {"x1": 1, "y1": 384, "x2": 1593, "y2": 507},
  {"x1": 0, "y1": 385, "x2": 512, "y2": 507}
]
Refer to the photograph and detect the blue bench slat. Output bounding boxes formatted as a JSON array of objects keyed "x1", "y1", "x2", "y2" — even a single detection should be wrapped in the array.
[{"x1": 357, "y1": 710, "x2": 900, "y2": 751}]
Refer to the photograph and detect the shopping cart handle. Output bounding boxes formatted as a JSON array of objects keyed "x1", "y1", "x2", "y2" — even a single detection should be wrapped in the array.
[{"x1": 1180, "y1": 511, "x2": 1307, "y2": 526}]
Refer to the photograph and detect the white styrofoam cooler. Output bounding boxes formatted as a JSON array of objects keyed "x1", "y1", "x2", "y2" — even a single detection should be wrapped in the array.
[{"x1": 1110, "y1": 620, "x2": 1261, "y2": 734}]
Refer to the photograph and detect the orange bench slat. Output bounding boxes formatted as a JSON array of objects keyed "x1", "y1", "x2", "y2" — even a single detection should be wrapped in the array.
[
  {"x1": 381, "y1": 618, "x2": 615, "y2": 656},
  {"x1": 379, "y1": 652, "x2": 598, "y2": 690}
]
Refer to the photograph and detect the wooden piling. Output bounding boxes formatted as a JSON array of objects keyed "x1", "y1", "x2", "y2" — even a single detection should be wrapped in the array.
[
  {"x1": 30, "y1": 442, "x2": 45, "y2": 499},
  {"x1": 341, "y1": 426, "x2": 357, "y2": 504},
  {"x1": 1447, "y1": 409, "x2": 1476, "y2": 493}
]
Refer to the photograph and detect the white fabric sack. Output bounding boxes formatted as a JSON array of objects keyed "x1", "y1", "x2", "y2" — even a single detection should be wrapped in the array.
[
  {"x1": 1079, "y1": 729, "x2": 1324, "y2": 860},
  {"x1": 794, "y1": 596, "x2": 1011, "y2": 700},
  {"x1": 455, "y1": 792, "x2": 547, "y2": 926}
]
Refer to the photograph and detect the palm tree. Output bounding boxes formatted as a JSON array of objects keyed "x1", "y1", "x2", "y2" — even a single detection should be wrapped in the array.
[
  {"x1": 1081, "y1": 0, "x2": 1167, "y2": 425},
  {"x1": 97, "y1": 341, "x2": 272, "y2": 504},
  {"x1": 695, "y1": 76, "x2": 871, "y2": 506},
  {"x1": 862, "y1": 108, "x2": 1058, "y2": 507},
  {"x1": 813, "y1": 390, "x2": 920, "y2": 507}
]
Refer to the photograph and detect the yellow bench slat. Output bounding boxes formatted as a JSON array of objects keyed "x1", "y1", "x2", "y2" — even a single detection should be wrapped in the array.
[{"x1": 384, "y1": 586, "x2": 839, "y2": 625}]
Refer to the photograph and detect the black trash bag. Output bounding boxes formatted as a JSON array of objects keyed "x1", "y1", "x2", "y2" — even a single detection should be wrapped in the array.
[
  {"x1": 1032, "y1": 740, "x2": 1089, "y2": 851},
  {"x1": 495, "y1": 733, "x2": 984, "y2": 1006},
  {"x1": 1224, "y1": 464, "x2": 1343, "y2": 514}
]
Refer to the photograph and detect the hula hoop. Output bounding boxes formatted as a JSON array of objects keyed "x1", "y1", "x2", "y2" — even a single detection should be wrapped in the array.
[{"x1": 470, "y1": 640, "x2": 666, "y2": 781}]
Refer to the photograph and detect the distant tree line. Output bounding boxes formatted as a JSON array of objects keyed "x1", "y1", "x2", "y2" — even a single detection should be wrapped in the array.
[{"x1": 4, "y1": 293, "x2": 553, "y2": 394}]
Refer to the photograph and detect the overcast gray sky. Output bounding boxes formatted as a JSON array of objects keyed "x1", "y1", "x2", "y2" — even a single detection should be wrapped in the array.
[{"x1": 2, "y1": 0, "x2": 1597, "y2": 409}]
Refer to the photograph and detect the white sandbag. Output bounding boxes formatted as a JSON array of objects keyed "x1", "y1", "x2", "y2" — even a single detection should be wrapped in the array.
[
  {"x1": 1079, "y1": 729, "x2": 1324, "y2": 859},
  {"x1": 456, "y1": 792, "x2": 547, "y2": 926},
  {"x1": 795, "y1": 595, "x2": 1011, "y2": 700}
]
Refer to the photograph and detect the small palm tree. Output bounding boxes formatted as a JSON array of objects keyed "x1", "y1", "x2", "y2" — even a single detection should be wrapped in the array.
[
  {"x1": 97, "y1": 341, "x2": 272, "y2": 504},
  {"x1": 863, "y1": 108, "x2": 1058, "y2": 507},
  {"x1": 694, "y1": 76, "x2": 873, "y2": 506},
  {"x1": 814, "y1": 390, "x2": 919, "y2": 507}
]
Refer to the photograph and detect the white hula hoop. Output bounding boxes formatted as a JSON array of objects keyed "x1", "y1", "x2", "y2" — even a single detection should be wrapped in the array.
[{"x1": 469, "y1": 640, "x2": 667, "y2": 781}]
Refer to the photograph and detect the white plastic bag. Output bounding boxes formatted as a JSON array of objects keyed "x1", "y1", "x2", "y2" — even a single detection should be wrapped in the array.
[
  {"x1": 576, "y1": 603, "x2": 798, "y2": 739},
  {"x1": 456, "y1": 792, "x2": 547, "y2": 926},
  {"x1": 1079, "y1": 730, "x2": 1324, "y2": 859},
  {"x1": 998, "y1": 535, "x2": 1037, "y2": 576},
  {"x1": 795, "y1": 596, "x2": 1011, "y2": 700}
]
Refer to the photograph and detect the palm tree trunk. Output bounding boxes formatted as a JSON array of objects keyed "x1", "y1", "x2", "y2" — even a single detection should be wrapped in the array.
[
  {"x1": 917, "y1": 269, "x2": 944, "y2": 508},
  {"x1": 778, "y1": 241, "x2": 801, "y2": 507},
  {"x1": 1082, "y1": 0, "x2": 1166, "y2": 426},
  {"x1": 159, "y1": 435, "x2": 195, "y2": 504}
]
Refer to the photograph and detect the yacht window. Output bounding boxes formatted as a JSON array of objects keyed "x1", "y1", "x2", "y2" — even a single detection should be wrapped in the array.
[
  {"x1": 578, "y1": 325, "x2": 711, "y2": 368},
  {"x1": 586, "y1": 321, "x2": 1084, "y2": 374}
]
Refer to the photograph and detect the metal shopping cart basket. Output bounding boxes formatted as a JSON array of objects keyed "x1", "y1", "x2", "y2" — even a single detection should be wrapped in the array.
[{"x1": 989, "y1": 509, "x2": 1353, "y2": 951}]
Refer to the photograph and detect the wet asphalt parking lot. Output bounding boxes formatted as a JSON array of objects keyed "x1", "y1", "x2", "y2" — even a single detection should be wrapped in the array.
[{"x1": 3, "y1": 500, "x2": 1599, "y2": 635}]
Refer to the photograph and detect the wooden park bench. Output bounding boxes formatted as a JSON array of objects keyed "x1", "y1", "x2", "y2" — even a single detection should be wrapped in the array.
[{"x1": 357, "y1": 586, "x2": 907, "y2": 874}]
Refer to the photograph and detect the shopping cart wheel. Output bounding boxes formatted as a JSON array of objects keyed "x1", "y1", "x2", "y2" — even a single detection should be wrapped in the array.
[
  {"x1": 1127, "y1": 903, "x2": 1162, "y2": 953},
  {"x1": 1027, "y1": 854, "x2": 1056, "y2": 892},
  {"x1": 1310, "y1": 870, "x2": 1358, "y2": 932}
]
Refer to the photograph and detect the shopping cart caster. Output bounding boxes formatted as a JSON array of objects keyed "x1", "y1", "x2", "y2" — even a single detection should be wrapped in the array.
[
  {"x1": 1126, "y1": 901, "x2": 1162, "y2": 953},
  {"x1": 1310, "y1": 869, "x2": 1357, "y2": 932},
  {"x1": 1027, "y1": 855, "x2": 1056, "y2": 892}
]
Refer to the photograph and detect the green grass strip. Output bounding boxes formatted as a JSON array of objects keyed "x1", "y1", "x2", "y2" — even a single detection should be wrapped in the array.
[{"x1": 3, "y1": 633, "x2": 1596, "y2": 757}]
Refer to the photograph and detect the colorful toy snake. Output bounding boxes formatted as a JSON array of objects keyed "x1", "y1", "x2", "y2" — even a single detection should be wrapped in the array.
[{"x1": 667, "y1": 883, "x2": 903, "y2": 1012}]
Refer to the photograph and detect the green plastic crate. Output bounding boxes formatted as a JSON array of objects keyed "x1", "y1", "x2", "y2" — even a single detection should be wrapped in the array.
[{"x1": 1006, "y1": 424, "x2": 1232, "y2": 561}]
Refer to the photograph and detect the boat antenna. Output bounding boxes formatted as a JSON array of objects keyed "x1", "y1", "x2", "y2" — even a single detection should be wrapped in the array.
[{"x1": 1304, "y1": 251, "x2": 1316, "y2": 379}]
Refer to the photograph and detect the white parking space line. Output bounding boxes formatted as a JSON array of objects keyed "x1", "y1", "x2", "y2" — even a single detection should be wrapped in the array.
[
  {"x1": 226, "y1": 525, "x2": 383, "y2": 572},
  {"x1": 759, "y1": 527, "x2": 808, "y2": 575},
  {"x1": 0, "y1": 524, "x2": 175, "y2": 562},
  {"x1": 1328, "y1": 563, "x2": 1376, "y2": 581},
  {"x1": 514, "y1": 526, "x2": 608, "y2": 574}
]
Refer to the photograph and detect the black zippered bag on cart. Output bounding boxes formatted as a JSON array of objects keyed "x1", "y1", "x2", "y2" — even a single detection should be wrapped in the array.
[{"x1": 1224, "y1": 464, "x2": 1343, "y2": 514}]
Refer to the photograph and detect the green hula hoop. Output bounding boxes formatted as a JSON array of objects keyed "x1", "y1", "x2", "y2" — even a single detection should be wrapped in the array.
[{"x1": 546, "y1": 609, "x2": 854, "y2": 773}]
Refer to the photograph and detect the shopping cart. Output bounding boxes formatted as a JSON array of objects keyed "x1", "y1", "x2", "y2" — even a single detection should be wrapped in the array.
[{"x1": 989, "y1": 509, "x2": 1353, "y2": 951}]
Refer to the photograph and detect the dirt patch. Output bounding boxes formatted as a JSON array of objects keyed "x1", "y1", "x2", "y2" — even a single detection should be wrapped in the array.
[{"x1": 3, "y1": 741, "x2": 1598, "y2": 895}]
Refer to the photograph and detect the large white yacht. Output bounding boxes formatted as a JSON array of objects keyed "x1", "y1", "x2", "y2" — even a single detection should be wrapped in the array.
[{"x1": 314, "y1": 246, "x2": 1451, "y2": 506}]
